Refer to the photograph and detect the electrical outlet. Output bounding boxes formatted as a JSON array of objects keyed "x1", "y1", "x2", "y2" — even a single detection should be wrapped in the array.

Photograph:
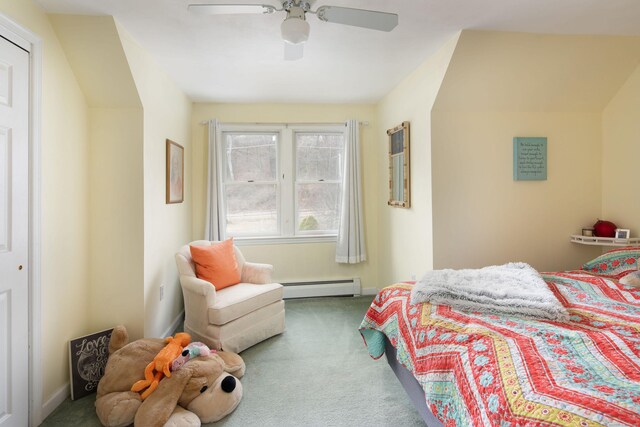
[
  {"x1": 160, "y1": 284, "x2": 164, "y2": 301},
  {"x1": 411, "y1": 273, "x2": 417, "y2": 281}
]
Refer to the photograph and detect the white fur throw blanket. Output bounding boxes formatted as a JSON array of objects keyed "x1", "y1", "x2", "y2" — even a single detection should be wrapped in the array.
[{"x1": 410, "y1": 263, "x2": 569, "y2": 321}]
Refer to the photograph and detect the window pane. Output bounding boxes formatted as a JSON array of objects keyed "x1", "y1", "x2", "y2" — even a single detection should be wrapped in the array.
[
  {"x1": 296, "y1": 133, "x2": 344, "y2": 181},
  {"x1": 225, "y1": 184, "x2": 278, "y2": 236},
  {"x1": 224, "y1": 133, "x2": 277, "y2": 181},
  {"x1": 296, "y1": 183, "x2": 341, "y2": 233}
]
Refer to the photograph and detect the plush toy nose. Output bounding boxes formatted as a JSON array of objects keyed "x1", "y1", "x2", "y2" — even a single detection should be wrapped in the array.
[{"x1": 221, "y1": 376, "x2": 236, "y2": 393}]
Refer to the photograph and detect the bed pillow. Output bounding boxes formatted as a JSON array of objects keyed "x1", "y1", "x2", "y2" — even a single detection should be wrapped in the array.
[
  {"x1": 581, "y1": 246, "x2": 640, "y2": 279},
  {"x1": 190, "y1": 239, "x2": 241, "y2": 290}
]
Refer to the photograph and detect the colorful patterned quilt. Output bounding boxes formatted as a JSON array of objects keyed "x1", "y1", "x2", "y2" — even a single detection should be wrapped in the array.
[{"x1": 359, "y1": 271, "x2": 640, "y2": 426}]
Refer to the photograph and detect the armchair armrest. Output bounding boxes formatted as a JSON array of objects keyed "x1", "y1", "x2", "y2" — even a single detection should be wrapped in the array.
[
  {"x1": 241, "y1": 262, "x2": 274, "y2": 284},
  {"x1": 180, "y1": 275, "x2": 216, "y2": 302},
  {"x1": 179, "y1": 275, "x2": 216, "y2": 335}
]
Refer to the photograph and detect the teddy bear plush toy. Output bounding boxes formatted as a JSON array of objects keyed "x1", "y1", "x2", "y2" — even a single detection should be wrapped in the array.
[{"x1": 95, "y1": 325, "x2": 245, "y2": 427}]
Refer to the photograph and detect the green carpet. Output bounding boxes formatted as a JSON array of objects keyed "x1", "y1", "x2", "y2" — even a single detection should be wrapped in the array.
[{"x1": 41, "y1": 296, "x2": 424, "y2": 426}]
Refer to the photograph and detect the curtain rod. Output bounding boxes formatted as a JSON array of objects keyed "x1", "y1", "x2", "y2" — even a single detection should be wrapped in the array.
[{"x1": 199, "y1": 120, "x2": 370, "y2": 126}]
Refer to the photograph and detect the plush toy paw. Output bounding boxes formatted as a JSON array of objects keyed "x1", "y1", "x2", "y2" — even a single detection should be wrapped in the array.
[
  {"x1": 163, "y1": 406, "x2": 201, "y2": 427},
  {"x1": 95, "y1": 391, "x2": 142, "y2": 427}
]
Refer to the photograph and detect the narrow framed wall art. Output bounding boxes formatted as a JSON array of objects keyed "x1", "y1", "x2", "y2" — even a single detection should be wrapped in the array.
[
  {"x1": 387, "y1": 121, "x2": 411, "y2": 208},
  {"x1": 166, "y1": 139, "x2": 184, "y2": 204}
]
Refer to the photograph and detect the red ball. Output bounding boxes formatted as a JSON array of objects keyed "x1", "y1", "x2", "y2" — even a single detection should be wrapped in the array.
[{"x1": 593, "y1": 219, "x2": 617, "y2": 238}]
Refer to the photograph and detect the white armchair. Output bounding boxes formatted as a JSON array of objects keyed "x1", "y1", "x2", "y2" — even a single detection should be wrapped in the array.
[{"x1": 175, "y1": 240, "x2": 285, "y2": 353}]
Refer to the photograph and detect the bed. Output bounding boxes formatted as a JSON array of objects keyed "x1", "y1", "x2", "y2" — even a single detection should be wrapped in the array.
[{"x1": 360, "y1": 262, "x2": 640, "y2": 426}]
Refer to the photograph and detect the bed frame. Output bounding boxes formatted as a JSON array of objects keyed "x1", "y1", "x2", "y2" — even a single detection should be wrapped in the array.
[{"x1": 384, "y1": 337, "x2": 444, "y2": 427}]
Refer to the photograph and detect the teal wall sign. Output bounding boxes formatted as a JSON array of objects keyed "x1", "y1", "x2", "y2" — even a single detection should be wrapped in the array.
[{"x1": 513, "y1": 137, "x2": 547, "y2": 181}]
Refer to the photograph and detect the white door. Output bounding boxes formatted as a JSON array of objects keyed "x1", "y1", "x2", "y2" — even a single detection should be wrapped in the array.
[{"x1": 0, "y1": 35, "x2": 29, "y2": 427}]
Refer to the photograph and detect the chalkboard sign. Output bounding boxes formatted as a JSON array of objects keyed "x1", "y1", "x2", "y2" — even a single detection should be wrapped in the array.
[
  {"x1": 513, "y1": 137, "x2": 547, "y2": 181},
  {"x1": 68, "y1": 328, "x2": 114, "y2": 400}
]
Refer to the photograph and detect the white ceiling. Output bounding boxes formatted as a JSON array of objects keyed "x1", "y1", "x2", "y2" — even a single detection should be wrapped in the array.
[{"x1": 36, "y1": 0, "x2": 640, "y2": 104}]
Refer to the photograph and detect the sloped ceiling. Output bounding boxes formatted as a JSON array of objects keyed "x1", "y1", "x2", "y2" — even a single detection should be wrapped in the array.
[{"x1": 434, "y1": 31, "x2": 640, "y2": 112}]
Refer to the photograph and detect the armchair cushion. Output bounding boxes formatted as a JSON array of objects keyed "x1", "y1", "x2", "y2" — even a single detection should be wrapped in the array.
[
  {"x1": 208, "y1": 283, "x2": 283, "y2": 325},
  {"x1": 190, "y1": 239, "x2": 241, "y2": 290}
]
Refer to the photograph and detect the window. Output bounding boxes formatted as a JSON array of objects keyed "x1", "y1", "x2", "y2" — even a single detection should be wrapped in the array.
[
  {"x1": 218, "y1": 124, "x2": 345, "y2": 242},
  {"x1": 222, "y1": 132, "x2": 279, "y2": 237}
]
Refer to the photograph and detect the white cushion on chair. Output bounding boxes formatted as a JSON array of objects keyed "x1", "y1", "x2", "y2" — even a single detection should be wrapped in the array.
[{"x1": 208, "y1": 282, "x2": 284, "y2": 325}]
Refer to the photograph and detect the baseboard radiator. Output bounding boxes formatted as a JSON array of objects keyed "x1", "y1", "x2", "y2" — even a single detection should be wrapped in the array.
[{"x1": 283, "y1": 278, "x2": 361, "y2": 299}]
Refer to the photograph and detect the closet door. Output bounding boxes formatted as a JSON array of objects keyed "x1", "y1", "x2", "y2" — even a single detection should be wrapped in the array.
[{"x1": 0, "y1": 34, "x2": 29, "y2": 427}]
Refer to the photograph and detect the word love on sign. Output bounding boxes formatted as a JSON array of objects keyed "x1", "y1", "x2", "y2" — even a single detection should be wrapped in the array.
[
  {"x1": 513, "y1": 137, "x2": 547, "y2": 181},
  {"x1": 69, "y1": 328, "x2": 114, "y2": 400}
]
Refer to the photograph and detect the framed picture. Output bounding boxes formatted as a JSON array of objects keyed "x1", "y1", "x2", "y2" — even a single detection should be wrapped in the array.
[
  {"x1": 166, "y1": 139, "x2": 184, "y2": 204},
  {"x1": 68, "y1": 328, "x2": 114, "y2": 400},
  {"x1": 615, "y1": 228, "x2": 630, "y2": 239},
  {"x1": 387, "y1": 121, "x2": 410, "y2": 208},
  {"x1": 513, "y1": 137, "x2": 547, "y2": 181}
]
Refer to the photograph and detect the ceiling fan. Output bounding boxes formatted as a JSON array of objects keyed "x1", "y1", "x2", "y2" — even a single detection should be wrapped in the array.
[{"x1": 188, "y1": 1, "x2": 398, "y2": 60}]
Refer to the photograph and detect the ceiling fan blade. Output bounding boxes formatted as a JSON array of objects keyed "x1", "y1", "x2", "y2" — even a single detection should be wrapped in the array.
[
  {"x1": 284, "y1": 42, "x2": 304, "y2": 61},
  {"x1": 315, "y1": 6, "x2": 398, "y2": 32},
  {"x1": 188, "y1": 4, "x2": 276, "y2": 15}
]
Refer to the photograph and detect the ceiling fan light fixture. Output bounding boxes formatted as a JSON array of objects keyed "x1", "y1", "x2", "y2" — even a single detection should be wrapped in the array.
[
  {"x1": 188, "y1": 1, "x2": 399, "y2": 60},
  {"x1": 281, "y1": 15, "x2": 309, "y2": 44}
]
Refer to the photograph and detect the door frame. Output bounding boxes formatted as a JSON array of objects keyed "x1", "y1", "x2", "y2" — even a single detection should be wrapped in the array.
[{"x1": 0, "y1": 14, "x2": 43, "y2": 427}]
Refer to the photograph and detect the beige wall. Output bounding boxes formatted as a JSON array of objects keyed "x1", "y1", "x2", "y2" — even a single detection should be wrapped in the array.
[
  {"x1": 431, "y1": 111, "x2": 602, "y2": 270},
  {"x1": 375, "y1": 34, "x2": 459, "y2": 284},
  {"x1": 0, "y1": 0, "x2": 91, "y2": 407},
  {"x1": 429, "y1": 31, "x2": 640, "y2": 271},
  {"x1": 50, "y1": 16, "x2": 194, "y2": 340},
  {"x1": 191, "y1": 104, "x2": 380, "y2": 288},
  {"x1": 118, "y1": 26, "x2": 193, "y2": 338},
  {"x1": 48, "y1": 16, "x2": 148, "y2": 340},
  {"x1": 603, "y1": 64, "x2": 640, "y2": 236},
  {"x1": 88, "y1": 107, "x2": 145, "y2": 336},
  {"x1": 47, "y1": 15, "x2": 140, "y2": 108}
]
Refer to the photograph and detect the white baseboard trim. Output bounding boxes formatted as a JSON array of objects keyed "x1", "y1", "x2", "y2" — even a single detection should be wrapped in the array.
[
  {"x1": 162, "y1": 310, "x2": 185, "y2": 337},
  {"x1": 361, "y1": 287, "x2": 379, "y2": 296},
  {"x1": 283, "y1": 278, "x2": 361, "y2": 299},
  {"x1": 41, "y1": 382, "x2": 69, "y2": 421}
]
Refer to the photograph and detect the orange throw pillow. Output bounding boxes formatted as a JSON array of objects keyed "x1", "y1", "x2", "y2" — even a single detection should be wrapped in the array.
[{"x1": 190, "y1": 239, "x2": 241, "y2": 290}]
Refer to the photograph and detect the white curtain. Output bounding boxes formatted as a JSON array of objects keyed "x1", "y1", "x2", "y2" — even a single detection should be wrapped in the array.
[
  {"x1": 336, "y1": 119, "x2": 367, "y2": 264},
  {"x1": 204, "y1": 119, "x2": 222, "y2": 241}
]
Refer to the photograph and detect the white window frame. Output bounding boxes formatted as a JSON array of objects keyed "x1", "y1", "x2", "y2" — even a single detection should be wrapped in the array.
[{"x1": 217, "y1": 123, "x2": 345, "y2": 245}]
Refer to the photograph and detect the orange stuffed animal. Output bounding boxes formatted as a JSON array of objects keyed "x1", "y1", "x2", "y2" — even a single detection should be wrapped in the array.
[{"x1": 131, "y1": 332, "x2": 191, "y2": 399}]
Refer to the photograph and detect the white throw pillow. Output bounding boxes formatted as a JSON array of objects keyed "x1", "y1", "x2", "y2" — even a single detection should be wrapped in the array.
[{"x1": 620, "y1": 271, "x2": 640, "y2": 287}]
